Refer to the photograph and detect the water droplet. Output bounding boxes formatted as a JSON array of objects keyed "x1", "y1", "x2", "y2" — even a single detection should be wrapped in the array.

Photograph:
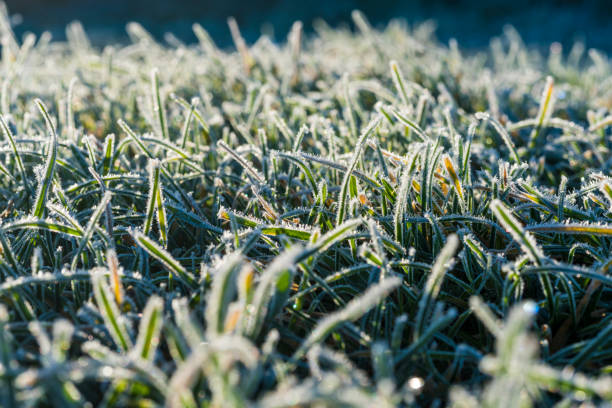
[
  {"x1": 408, "y1": 377, "x2": 424, "y2": 391},
  {"x1": 522, "y1": 301, "x2": 539, "y2": 315}
]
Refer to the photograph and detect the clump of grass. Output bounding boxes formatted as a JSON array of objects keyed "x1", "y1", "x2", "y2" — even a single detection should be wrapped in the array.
[{"x1": 0, "y1": 3, "x2": 610, "y2": 406}]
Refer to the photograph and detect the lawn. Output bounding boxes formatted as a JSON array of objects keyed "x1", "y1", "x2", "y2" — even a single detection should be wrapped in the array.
[{"x1": 0, "y1": 5, "x2": 611, "y2": 407}]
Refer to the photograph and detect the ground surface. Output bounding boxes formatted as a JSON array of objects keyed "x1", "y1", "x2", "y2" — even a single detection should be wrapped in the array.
[{"x1": 0, "y1": 4, "x2": 611, "y2": 407}]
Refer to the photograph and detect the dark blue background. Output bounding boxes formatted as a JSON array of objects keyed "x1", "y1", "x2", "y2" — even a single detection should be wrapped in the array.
[{"x1": 5, "y1": 0, "x2": 612, "y2": 51}]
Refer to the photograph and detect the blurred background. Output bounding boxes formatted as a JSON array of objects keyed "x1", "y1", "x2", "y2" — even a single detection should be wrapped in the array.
[{"x1": 5, "y1": 0, "x2": 612, "y2": 51}]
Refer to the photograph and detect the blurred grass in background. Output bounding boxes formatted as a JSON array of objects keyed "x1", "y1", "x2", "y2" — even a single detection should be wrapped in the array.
[{"x1": 6, "y1": 0, "x2": 612, "y2": 50}]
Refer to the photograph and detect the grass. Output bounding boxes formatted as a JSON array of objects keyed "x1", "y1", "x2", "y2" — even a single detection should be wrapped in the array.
[{"x1": 0, "y1": 4, "x2": 610, "y2": 406}]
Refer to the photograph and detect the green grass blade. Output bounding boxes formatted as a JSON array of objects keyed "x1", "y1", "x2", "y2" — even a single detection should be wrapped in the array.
[
  {"x1": 292, "y1": 277, "x2": 401, "y2": 361},
  {"x1": 133, "y1": 295, "x2": 164, "y2": 361},
  {"x1": 32, "y1": 99, "x2": 58, "y2": 218},
  {"x1": 336, "y1": 115, "x2": 380, "y2": 226},
  {"x1": 131, "y1": 230, "x2": 196, "y2": 287},
  {"x1": 92, "y1": 271, "x2": 133, "y2": 352},
  {"x1": 490, "y1": 199, "x2": 544, "y2": 265}
]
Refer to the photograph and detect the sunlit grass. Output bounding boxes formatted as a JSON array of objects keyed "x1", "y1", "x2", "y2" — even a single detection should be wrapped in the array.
[{"x1": 0, "y1": 4, "x2": 610, "y2": 406}]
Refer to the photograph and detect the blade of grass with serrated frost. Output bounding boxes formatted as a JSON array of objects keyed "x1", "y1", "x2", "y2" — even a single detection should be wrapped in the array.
[
  {"x1": 443, "y1": 154, "x2": 465, "y2": 206},
  {"x1": 155, "y1": 168, "x2": 168, "y2": 248},
  {"x1": 272, "y1": 150, "x2": 318, "y2": 192},
  {"x1": 297, "y1": 218, "x2": 362, "y2": 261},
  {"x1": 3, "y1": 217, "x2": 83, "y2": 237},
  {"x1": 250, "y1": 184, "x2": 278, "y2": 221},
  {"x1": 521, "y1": 263, "x2": 612, "y2": 286},
  {"x1": 336, "y1": 115, "x2": 380, "y2": 226},
  {"x1": 492, "y1": 198, "x2": 554, "y2": 314},
  {"x1": 33, "y1": 99, "x2": 58, "y2": 218},
  {"x1": 70, "y1": 191, "x2": 112, "y2": 270},
  {"x1": 296, "y1": 151, "x2": 381, "y2": 188},
  {"x1": 529, "y1": 76, "x2": 555, "y2": 148},
  {"x1": 462, "y1": 233, "x2": 487, "y2": 267},
  {"x1": 88, "y1": 167, "x2": 114, "y2": 240},
  {"x1": 414, "y1": 234, "x2": 459, "y2": 340},
  {"x1": 600, "y1": 182, "x2": 612, "y2": 211},
  {"x1": 525, "y1": 222, "x2": 612, "y2": 236},
  {"x1": 217, "y1": 140, "x2": 264, "y2": 184},
  {"x1": 475, "y1": 112, "x2": 520, "y2": 163},
  {"x1": 83, "y1": 134, "x2": 97, "y2": 166},
  {"x1": 131, "y1": 230, "x2": 196, "y2": 287},
  {"x1": 144, "y1": 160, "x2": 161, "y2": 240},
  {"x1": 391, "y1": 107, "x2": 426, "y2": 141},
  {"x1": 171, "y1": 94, "x2": 210, "y2": 138},
  {"x1": 285, "y1": 125, "x2": 309, "y2": 189},
  {"x1": 118, "y1": 118, "x2": 154, "y2": 159},
  {"x1": 167, "y1": 202, "x2": 221, "y2": 234},
  {"x1": 101, "y1": 133, "x2": 114, "y2": 176},
  {"x1": 206, "y1": 252, "x2": 243, "y2": 337},
  {"x1": 133, "y1": 295, "x2": 163, "y2": 361},
  {"x1": 218, "y1": 207, "x2": 312, "y2": 240},
  {"x1": 394, "y1": 162, "x2": 412, "y2": 244},
  {"x1": 490, "y1": 199, "x2": 544, "y2": 265},
  {"x1": 421, "y1": 142, "x2": 438, "y2": 213},
  {"x1": 0, "y1": 273, "x2": 98, "y2": 295},
  {"x1": 92, "y1": 271, "x2": 132, "y2": 352},
  {"x1": 292, "y1": 277, "x2": 401, "y2": 361},
  {"x1": 118, "y1": 118, "x2": 208, "y2": 221},
  {"x1": 140, "y1": 135, "x2": 193, "y2": 161}
]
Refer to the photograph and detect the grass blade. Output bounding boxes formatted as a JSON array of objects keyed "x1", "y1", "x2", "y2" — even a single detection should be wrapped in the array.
[
  {"x1": 336, "y1": 115, "x2": 380, "y2": 225},
  {"x1": 131, "y1": 230, "x2": 196, "y2": 287},
  {"x1": 490, "y1": 199, "x2": 544, "y2": 265},
  {"x1": 414, "y1": 234, "x2": 459, "y2": 340},
  {"x1": 92, "y1": 271, "x2": 133, "y2": 352},
  {"x1": 292, "y1": 277, "x2": 401, "y2": 361},
  {"x1": 133, "y1": 295, "x2": 164, "y2": 361},
  {"x1": 32, "y1": 99, "x2": 58, "y2": 218}
]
